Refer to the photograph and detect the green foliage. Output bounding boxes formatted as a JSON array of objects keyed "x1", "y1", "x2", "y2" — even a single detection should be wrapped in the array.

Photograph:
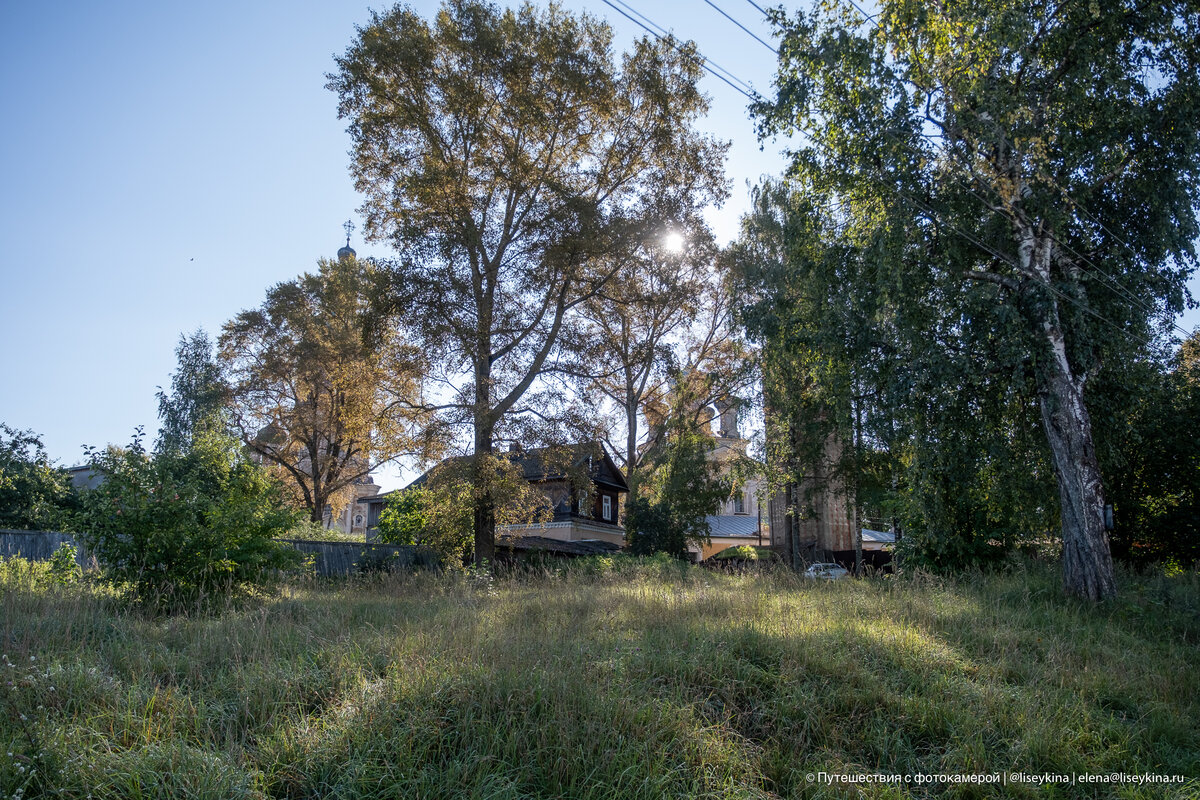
[
  {"x1": 376, "y1": 487, "x2": 429, "y2": 546},
  {"x1": 713, "y1": 545, "x2": 758, "y2": 561},
  {"x1": 155, "y1": 329, "x2": 228, "y2": 456},
  {"x1": 378, "y1": 456, "x2": 553, "y2": 568},
  {"x1": 46, "y1": 543, "x2": 80, "y2": 585},
  {"x1": 0, "y1": 552, "x2": 74, "y2": 593},
  {"x1": 736, "y1": 2, "x2": 1200, "y2": 593},
  {"x1": 75, "y1": 428, "x2": 301, "y2": 609},
  {"x1": 0, "y1": 545, "x2": 82, "y2": 593},
  {"x1": 282, "y1": 519, "x2": 363, "y2": 543},
  {"x1": 627, "y1": 417, "x2": 730, "y2": 559},
  {"x1": 1, "y1": 561, "x2": 1199, "y2": 797},
  {"x1": 1102, "y1": 340, "x2": 1200, "y2": 566},
  {"x1": 0, "y1": 424, "x2": 78, "y2": 532},
  {"x1": 377, "y1": 480, "x2": 475, "y2": 567}
]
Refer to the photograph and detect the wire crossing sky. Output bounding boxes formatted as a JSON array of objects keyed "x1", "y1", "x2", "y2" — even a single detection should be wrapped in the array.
[
  {"x1": 0, "y1": 1, "x2": 788, "y2": 485},
  {"x1": 1, "y1": 1, "x2": 1196, "y2": 487}
]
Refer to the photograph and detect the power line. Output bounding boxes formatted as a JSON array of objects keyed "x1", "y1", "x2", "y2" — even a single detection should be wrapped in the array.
[
  {"x1": 1032, "y1": 169, "x2": 1194, "y2": 339},
  {"x1": 846, "y1": 1, "x2": 879, "y2": 27},
  {"x1": 600, "y1": 0, "x2": 756, "y2": 99},
  {"x1": 888, "y1": 186, "x2": 1155, "y2": 348},
  {"x1": 702, "y1": 0, "x2": 777, "y2": 54},
  {"x1": 608, "y1": 0, "x2": 668, "y2": 37},
  {"x1": 614, "y1": 0, "x2": 1163, "y2": 348},
  {"x1": 608, "y1": 0, "x2": 753, "y2": 92},
  {"x1": 743, "y1": 0, "x2": 769, "y2": 17}
]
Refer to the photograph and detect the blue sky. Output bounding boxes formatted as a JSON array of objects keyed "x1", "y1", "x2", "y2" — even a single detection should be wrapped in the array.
[
  {"x1": 2, "y1": 1, "x2": 1197, "y2": 491},
  {"x1": 0, "y1": 1, "x2": 788, "y2": 490}
]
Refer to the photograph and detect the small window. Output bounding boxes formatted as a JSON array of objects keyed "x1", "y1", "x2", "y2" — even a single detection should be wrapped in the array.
[
  {"x1": 578, "y1": 489, "x2": 588, "y2": 513},
  {"x1": 602, "y1": 495, "x2": 612, "y2": 521},
  {"x1": 733, "y1": 493, "x2": 746, "y2": 514},
  {"x1": 354, "y1": 515, "x2": 363, "y2": 526}
]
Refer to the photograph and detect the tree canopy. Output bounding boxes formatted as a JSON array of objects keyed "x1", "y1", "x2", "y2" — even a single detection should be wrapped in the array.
[
  {"x1": 329, "y1": 0, "x2": 727, "y2": 564},
  {"x1": 741, "y1": 0, "x2": 1200, "y2": 599},
  {"x1": 156, "y1": 329, "x2": 228, "y2": 456},
  {"x1": 220, "y1": 255, "x2": 434, "y2": 523},
  {"x1": 626, "y1": 405, "x2": 731, "y2": 561}
]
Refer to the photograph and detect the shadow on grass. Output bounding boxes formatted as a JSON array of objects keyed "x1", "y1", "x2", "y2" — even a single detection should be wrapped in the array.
[{"x1": 3, "y1": 564, "x2": 1199, "y2": 799}]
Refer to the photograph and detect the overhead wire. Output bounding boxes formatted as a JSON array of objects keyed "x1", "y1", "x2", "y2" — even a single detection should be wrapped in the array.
[
  {"x1": 600, "y1": 0, "x2": 755, "y2": 99},
  {"x1": 702, "y1": 0, "x2": 777, "y2": 54},
  {"x1": 606, "y1": 0, "x2": 1167, "y2": 348},
  {"x1": 831, "y1": 0, "x2": 1189, "y2": 340}
]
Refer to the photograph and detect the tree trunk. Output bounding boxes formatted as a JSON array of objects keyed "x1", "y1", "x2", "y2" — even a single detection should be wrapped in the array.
[
  {"x1": 1015, "y1": 223, "x2": 1116, "y2": 601},
  {"x1": 473, "y1": 415, "x2": 496, "y2": 569},
  {"x1": 625, "y1": 402, "x2": 639, "y2": 499},
  {"x1": 1038, "y1": 323, "x2": 1116, "y2": 601},
  {"x1": 309, "y1": 465, "x2": 326, "y2": 525},
  {"x1": 788, "y1": 485, "x2": 801, "y2": 570},
  {"x1": 852, "y1": 391, "x2": 863, "y2": 577}
]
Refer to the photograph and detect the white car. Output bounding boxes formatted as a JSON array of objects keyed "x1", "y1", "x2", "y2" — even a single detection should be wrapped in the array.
[{"x1": 804, "y1": 562, "x2": 850, "y2": 579}]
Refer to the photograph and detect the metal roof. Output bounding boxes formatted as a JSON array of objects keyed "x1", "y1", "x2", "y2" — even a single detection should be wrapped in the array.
[{"x1": 704, "y1": 515, "x2": 762, "y2": 537}]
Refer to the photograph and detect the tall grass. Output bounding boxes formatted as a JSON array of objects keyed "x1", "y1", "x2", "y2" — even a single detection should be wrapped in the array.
[{"x1": 1, "y1": 556, "x2": 1197, "y2": 799}]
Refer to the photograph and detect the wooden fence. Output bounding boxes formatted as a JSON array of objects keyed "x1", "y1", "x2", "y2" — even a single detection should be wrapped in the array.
[
  {"x1": 0, "y1": 529, "x2": 93, "y2": 565},
  {"x1": 275, "y1": 538, "x2": 437, "y2": 576},
  {"x1": 0, "y1": 530, "x2": 434, "y2": 577}
]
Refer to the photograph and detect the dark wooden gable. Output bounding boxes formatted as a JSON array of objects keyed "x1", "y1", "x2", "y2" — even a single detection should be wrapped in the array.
[{"x1": 589, "y1": 448, "x2": 628, "y2": 493}]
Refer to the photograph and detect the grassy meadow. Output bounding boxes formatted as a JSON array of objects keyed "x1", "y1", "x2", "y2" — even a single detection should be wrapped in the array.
[{"x1": 1, "y1": 556, "x2": 1197, "y2": 799}]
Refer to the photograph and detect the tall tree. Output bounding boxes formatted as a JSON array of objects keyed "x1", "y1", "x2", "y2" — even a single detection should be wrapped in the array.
[
  {"x1": 570, "y1": 219, "x2": 760, "y2": 499},
  {"x1": 155, "y1": 329, "x2": 227, "y2": 456},
  {"x1": 626, "y1": 392, "x2": 732, "y2": 560},
  {"x1": 219, "y1": 256, "x2": 433, "y2": 523},
  {"x1": 329, "y1": 0, "x2": 727, "y2": 564},
  {"x1": 751, "y1": 0, "x2": 1200, "y2": 599},
  {"x1": 733, "y1": 181, "x2": 1056, "y2": 572}
]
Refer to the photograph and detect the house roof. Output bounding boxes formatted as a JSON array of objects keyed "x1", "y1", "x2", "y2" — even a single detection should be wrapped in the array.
[
  {"x1": 415, "y1": 442, "x2": 627, "y2": 491},
  {"x1": 704, "y1": 515, "x2": 762, "y2": 538},
  {"x1": 861, "y1": 528, "x2": 896, "y2": 544},
  {"x1": 361, "y1": 441, "x2": 628, "y2": 505}
]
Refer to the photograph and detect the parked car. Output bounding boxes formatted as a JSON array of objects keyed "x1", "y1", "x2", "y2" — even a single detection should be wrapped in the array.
[{"x1": 804, "y1": 562, "x2": 850, "y2": 580}]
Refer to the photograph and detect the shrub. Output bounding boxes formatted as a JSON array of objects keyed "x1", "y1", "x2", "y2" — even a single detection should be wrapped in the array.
[
  {"x1": 376, "y1": 486, "x2": 430, "y2": 546},
  {"x1": 283, "y1": 519, "x2": 363, "y2": 542},
  {"x1": 714, "y1": 545, "x2": 758, "y2": 561},
  {"x1": 0, "y1": 424, "x2": 79, "y2": 531},
  {"x1": 46, "y1": 543, "x2": 81, "y2": 585},
  {"x1": 76, "y1": 429, "x2": 302, "y2": 609}
]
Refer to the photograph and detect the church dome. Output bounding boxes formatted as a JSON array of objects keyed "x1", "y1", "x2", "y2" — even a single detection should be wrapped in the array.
[{"x1": 338, "y1": 219, "x2": 357, "y2": 261}]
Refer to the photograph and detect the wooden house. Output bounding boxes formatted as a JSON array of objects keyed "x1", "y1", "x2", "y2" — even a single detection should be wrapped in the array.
[{"x1": 363, "y1": 442, "x2": 630, "y2": 546}]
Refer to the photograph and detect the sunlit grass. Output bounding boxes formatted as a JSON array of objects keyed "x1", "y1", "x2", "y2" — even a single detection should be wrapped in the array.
[{"x1": 1, "y1": 557, "x2": 1197, "y2": 798}]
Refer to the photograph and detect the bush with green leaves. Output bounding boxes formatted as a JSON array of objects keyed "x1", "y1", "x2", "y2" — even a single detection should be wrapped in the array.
[
  {"x1": 714, "y1": 545, "x2": 758, "y2": 561},
  {"x1": 46, "y1": 542, "x2": 81, "y2": 585},
  {"x1": 0, "y1": 424, "x2": 79, "y2": 531},
  {"x1": 76, "y1": 429, "x2": 301, "y2": 608},
  {"x1": 283, "y1": 518, "x2": 363, "y2": 543},
  {"x1": 376, "y1": 486, "x2": 430, "y2": 546},
  {"x1": 376, "y1": 485, "x2": 470, "y2": 567}
]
